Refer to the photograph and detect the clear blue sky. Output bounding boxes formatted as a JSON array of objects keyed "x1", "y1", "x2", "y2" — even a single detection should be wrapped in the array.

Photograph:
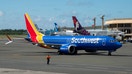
[{"x1": 0, "y1": 0, "x2": 132, "y2": 30}]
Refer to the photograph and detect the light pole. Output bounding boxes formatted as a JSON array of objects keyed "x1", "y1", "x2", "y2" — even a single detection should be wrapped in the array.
[
  {"x1": 93, "y1": 17, "x2": 96, "y2": 30},
  {"x1": 101, "y1": 15, "x2": 105, "y2": 30}
]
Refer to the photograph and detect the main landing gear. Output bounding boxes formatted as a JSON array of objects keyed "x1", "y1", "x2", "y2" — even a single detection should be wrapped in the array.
[
  {"x1": 57, "y1": 50, "x2": 78, "y2": 55},
  {"x1": 57, "y1": 51, "x2": 63, "y2": 55},
  {"x1": 108, "y1": 51, "x2": 112, "y2": 56}
]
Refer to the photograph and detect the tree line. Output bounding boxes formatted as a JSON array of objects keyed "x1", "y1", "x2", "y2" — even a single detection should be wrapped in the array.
[
  {"x1": 0, "y1": 25, "x2": 106, "y2": 35},
  {"x1": 0, "y1": 29, "x2": 27, "y2": 35}
]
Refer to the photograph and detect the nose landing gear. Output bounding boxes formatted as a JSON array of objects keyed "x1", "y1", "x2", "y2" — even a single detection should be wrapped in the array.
[{"x1": 108, "y1": 51, "x2": 112, "y2": 56}]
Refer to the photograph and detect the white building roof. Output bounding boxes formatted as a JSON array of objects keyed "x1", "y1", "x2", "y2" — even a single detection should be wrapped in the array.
[{"x1": 105, "y1": 18, "x2": 132, "y2": 25}]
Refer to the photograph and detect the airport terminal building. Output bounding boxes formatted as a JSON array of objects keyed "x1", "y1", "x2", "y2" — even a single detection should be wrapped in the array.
[{"x1": 105, "y1": 18, "x2": 132, "y2": 38}]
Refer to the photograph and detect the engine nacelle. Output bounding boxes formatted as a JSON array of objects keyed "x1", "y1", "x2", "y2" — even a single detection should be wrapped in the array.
[{"x1": 59, "y1": 45, "x2": 77, "y2": 54}]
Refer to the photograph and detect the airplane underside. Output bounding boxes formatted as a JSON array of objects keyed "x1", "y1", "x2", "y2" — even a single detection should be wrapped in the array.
[{"x1": 46, "y1": 44, "x2": 116, "y2": 56}]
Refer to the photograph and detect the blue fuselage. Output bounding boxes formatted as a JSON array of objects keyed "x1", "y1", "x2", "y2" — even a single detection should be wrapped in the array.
[{"x1": 43, "y1": 36, "x2": 122, "y2": 52}]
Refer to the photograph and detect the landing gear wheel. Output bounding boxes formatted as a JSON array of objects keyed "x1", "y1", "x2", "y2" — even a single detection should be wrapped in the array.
[
  {"x1": 108, "y1": 51, "x2": 112, "y2": 56},
  {"x1": 57, "y1": 51, "x2": 63, "y2": 55},
  {"x1": 74, "y1": 50, "x2": 78, "y2": 55}
]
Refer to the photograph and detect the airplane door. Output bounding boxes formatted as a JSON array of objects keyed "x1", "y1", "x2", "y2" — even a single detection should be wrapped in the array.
[{"x1": 102, "y1": 39, "x2": 106, "y2": 46}]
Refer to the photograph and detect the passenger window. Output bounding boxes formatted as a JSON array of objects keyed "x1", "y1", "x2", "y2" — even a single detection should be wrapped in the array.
[
  {"x1": 102, "y1": 42, "x2": 105, "y2": 46},
  {"x1": 110, "y1": 40, "x2": 113, "y2": 43},
  {"x1": 110, "y1": 40, "x2": 116, "y2": 43}
]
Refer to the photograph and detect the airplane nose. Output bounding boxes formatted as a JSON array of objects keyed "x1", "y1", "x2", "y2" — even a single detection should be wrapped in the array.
[{"x1": 116, "y1": 42, "x2": 122, "y2": 48}]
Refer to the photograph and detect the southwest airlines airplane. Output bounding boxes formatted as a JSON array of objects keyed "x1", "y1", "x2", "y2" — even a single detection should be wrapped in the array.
[
  {"x1": 52, "y1": 23, "x2": 79, "y2": 36},
  {"x1": 24, "y1": 13, "x2": 122, "y2": 56}
]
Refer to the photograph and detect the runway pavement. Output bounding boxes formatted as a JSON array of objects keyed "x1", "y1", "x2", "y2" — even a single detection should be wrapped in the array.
[{"x1": 0, "y1": 39, "x2": 132, "y2": 74}]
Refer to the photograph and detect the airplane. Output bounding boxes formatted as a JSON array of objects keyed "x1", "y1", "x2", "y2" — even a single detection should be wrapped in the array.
[
  {"x1": 5, "y1": 35, "x2": 13, "y2": 45},
  {"x1": 24, "y1": 13, "x2": 122, "y2": 55},
  {"x1": 72, "y1": 16, "x2": 90, "y2": 35},
  {"x1": 72, "y1": 16, "x2": 125, "y2": 41},
  {"x1": 24, "y1": 34, "x2": 32, "y2": 42},
  {"x1": 52, "y1": 23, "x2": 79, "y2": 36},
  {"x1": 54, "y1": 23, "x2": 59, "y2": 32}
]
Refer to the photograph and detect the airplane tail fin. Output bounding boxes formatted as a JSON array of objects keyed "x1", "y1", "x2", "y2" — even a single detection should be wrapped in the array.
[
  {"x1": 5, "y1": 35, "x2": 13, "y2": 45},
  {"x1": 72, "y1": 16, "x2": 90, "y2": 35},
  {"x1": 54, "y1": 23, "x2": 58, "y2": 32},
  {"x1": 72, "y1": 16, "x2": 83, "y2": 31},
  {"x1": 24, "y1": 13, "x2": 44, "y2": 43}
]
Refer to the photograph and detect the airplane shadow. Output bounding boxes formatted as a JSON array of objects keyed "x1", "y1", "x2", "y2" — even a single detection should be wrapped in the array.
[
  {"x1": 77, "y1": 52, "x2": 107, "y2": 56},
  {"x1": 21, "y1": 51, "x2": 58, "y2": 56},
  {"x1": 75, "y1": 52, "x2": 132, "y2": 57},
  {"x1": 21, "y1": 51, "x2": 132, "y2": 57},
  {"x1": 110, "y1": 54, "x2": 132, "y2": 57}
]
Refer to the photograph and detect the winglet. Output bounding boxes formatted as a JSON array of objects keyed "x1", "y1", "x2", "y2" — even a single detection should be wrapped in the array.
[{"x1": 5, "y1": 35, "x2": 13, "y2": 45}]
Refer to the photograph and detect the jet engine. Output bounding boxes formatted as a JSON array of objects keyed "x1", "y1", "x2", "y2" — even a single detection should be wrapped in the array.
[{"x1": 59, "y1": 45, "x2": 77, "y2": 54}]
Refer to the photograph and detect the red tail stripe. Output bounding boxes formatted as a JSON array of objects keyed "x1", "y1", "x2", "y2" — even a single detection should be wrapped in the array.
[{"x1": 24, "y1": 14, "x2": 37, "y2": 42}]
